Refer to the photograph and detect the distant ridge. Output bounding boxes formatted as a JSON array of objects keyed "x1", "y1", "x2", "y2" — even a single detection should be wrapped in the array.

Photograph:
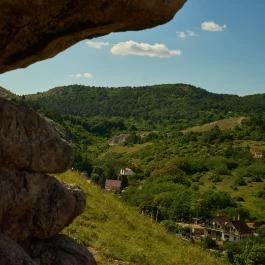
[{"x1": 24, "y1": 83, "x2": 265, "y2": 130}]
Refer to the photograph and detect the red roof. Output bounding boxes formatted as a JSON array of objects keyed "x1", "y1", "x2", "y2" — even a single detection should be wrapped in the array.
[{"x1": 105, "y1": 179, "x2": 122, "y2": 190}]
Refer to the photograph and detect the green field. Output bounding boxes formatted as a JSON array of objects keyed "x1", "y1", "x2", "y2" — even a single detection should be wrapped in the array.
[
  {"x1": 199, "y1": 173, "x2": 265, "y2": 221},
  {"x1": 183, "y1": 117, "x2": 246, "y2": 133}
]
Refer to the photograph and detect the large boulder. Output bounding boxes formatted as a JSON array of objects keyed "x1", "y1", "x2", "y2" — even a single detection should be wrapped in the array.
[
  {"x1": 0, "y1": 0, "x2": 186, "y2": 73},
  {"x1": 0, "y1": 167, "x2": 85, "y2": 241},
  {"x1": 24, "y1": 235, "x2": 96, "y2": 265},
  {"x1": 0, "y1": 97, "x2": 74, "y2": 173},
  {"x1": 0, "y1": 236, "x2": 35, "y2": 265},
  {"x1": 0, "y1": 235, "x2": 96, "y2": 265}
]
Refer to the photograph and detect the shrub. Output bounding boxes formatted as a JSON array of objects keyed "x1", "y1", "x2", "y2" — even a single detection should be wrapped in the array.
[
  {"x1": 200, "y1": 237, "x2": 216, "y2": 249},
  {"x1": 234, "y1": 176, "x2": 247, "y2": 186},
  {"x1": 257, "y1": 191, "x2": 265, "y2": 199}
]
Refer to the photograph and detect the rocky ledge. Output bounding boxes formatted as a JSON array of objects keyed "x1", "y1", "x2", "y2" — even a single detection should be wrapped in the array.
[{"x1": 0, "y1": 0, "x2": 186, "y2": 73}]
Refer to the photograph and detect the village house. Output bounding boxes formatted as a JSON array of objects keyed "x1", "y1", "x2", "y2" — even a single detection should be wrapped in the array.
[
  {"x1": 119, "y1": 167, "x2": 135, "y2": 176},
  {"x1": 105, "y1": 179, "x2": 122, "y2": 192},
  {"x1": 205, "y1": 216, "x2": 253, "y2": 242},
  {"x1": 191, "y1": 223, "x2": 205, "y2": 237}
]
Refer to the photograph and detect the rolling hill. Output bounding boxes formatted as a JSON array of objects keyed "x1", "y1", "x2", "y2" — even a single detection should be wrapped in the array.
[{"x1": 25, "y1": 84, "x2": 265, "y2": 130}]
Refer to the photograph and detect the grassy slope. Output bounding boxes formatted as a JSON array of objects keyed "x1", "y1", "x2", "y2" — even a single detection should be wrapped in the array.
[
  {"x1": 183, "y1": 117, "x2": 245, "y2": 133},
  {"x1": 180, "y1": 117, "x2": 265, "y2": 220},
  {"x1": 59, "y1": 171, "x2": 224, "y2": 265},
  {"x1": 0, "y1": 86, "x2": 16, "y2": 98},
  {"x1": 100, "y1": 138, "x2": 265, "y2": 221},
  {"x1": 199, "y1": 174, "x2": 265, "y2": 220}
]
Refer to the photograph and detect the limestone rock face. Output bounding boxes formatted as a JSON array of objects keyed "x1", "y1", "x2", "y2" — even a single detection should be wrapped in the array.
[
  {"x1": 0, "y1": 167, "x2": 85, "y2": 242},
  {"x1": 0, "y1": 0, "x2": 186, "y2": 73},
  {"x1": 0, "y1": 97, "x2": 74, "y2": 173},
  {"x1": 25, "y1": 235, "x2": 97, "y2": 265},
  {"x1": 0, "y1": 236, "x2": 35, "y2": 265}
]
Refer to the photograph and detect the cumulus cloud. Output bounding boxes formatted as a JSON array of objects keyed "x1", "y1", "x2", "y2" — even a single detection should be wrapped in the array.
[
  {"x1": 201, "y1": 21, "x2": 227, "y2": 32},
  {"x1": 70, "y1": 72, "x2": 93, "y2": 79},
  {"x1": 85, "y1": 40, "x2": 109, "y2": 49},
  {"x1": 176, "y1": 30, "x2": 196, "y2": 39},
  {"x1": 110, "y1": 41, "x2": 181, "y2": 58}
]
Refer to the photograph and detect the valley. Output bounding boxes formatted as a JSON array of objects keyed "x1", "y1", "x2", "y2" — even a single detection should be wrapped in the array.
[{"x1": 4, "y1": 83, "x2": 265, "y2": 264}]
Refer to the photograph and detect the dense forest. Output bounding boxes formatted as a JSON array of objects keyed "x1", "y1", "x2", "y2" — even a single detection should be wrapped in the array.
[{"x1": 25, "y1": 84, "x2": 265, "y2": 130}]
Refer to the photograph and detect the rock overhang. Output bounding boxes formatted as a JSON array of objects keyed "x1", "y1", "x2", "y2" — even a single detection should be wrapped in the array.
[{"x1": 0, "y1": 0, "x2": 187, "y2": 74}]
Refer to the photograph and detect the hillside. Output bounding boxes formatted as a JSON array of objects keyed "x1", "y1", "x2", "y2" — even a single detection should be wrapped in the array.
[
  {"x1": 60, "y1": 170, "x2": 224, "y2": 265},
  {"x1": 22, "y1": 84, "x2": 265, "y2": 222},
  {"x1": 183, "y1": 117, "x2": 246, "y2": 133},
  {"x1": 0, "y1": 86, "x2": 16, "y2": 98},
  {"x1": 25, "y1": 84, "x2": 265, "y2": 130}
]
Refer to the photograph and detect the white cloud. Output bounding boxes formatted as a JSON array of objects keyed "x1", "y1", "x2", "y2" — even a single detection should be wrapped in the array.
[
  {"x1": 70, "y1": 72, "x2": 93, "y2": 79},
  {"x1": 110, "y1": 41, "x2": 181, "y2": 58},
  {"x1": 201, "y1": 21, "x2": 227, "y2": 32},
  {"x1": 176, "y1": 30, "x2": 196, "y2": 39},
  {"x1": 83, "y1": 72, "x2": 93, "y2": 79},
  {"x1": 85, "y1": 40, "x2": 109, "y2": 49}
]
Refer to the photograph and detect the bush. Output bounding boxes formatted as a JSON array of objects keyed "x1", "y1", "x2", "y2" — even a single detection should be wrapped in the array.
[
  {"x1": 234, "y1": 176, "x2": 247, "y2": 186},
  {"x1": 209, "y1": 173, "x2": 222, "y2": 183},
  {"x1": 214, "y1": 165, "x2": 230, "y2": 175},
  {"x1": 200, "y1": 237, "x2": 216, "y2": 249},
  {"x1": 235, "y1": 196, "x2": 245, "y2": 202},
  {"x1": 160, "y1": 220, "x2": 190, "y2": 235},
  {"x1": 251, "y1": 175, "x2": 263, "y2": 182},
  {"x1": 257, "y1": 191, "x2": 265, "y2": 199},
  {"x1": 191, "y1": 184, "x2": 199, "y2": 191}
]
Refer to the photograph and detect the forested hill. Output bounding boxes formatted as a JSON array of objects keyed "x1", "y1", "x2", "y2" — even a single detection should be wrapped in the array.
[{"x1": 25, "y1": 84, "x2": 265, "y2": 128}]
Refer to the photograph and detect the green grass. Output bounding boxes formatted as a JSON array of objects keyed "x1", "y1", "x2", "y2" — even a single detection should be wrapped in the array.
[
  {"x1": 199, "y1": 174, "x2": 265, "y2": 220},
  {"x1": 59, "y1": 171, "x2": 225, "y2": 265},
  {"x1": 234, "y1": 140, "x2": 265, "y2": 151},
  {"x1": 183, "y1": 117, "x2": 245, "y2": 133}
]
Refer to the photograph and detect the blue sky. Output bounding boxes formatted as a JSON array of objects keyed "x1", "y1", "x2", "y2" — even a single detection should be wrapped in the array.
[{"x1": 0, "y1": 0, "x2": 265, "y2": 96}]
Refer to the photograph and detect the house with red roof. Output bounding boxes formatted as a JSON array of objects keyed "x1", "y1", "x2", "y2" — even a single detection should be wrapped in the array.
[{"x1": 105, "y1": 179, "x2": 122, "y2": 192}]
